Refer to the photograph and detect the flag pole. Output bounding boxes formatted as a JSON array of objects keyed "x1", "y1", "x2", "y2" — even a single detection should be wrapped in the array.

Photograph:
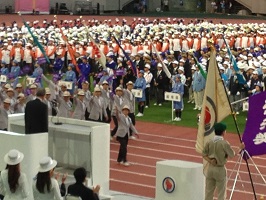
[{"x1": 209, "y1": 44, "x2": 257, "y2": 200}]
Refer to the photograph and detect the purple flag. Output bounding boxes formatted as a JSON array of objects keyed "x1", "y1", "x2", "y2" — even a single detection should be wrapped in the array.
[{"x1": 242, "y1": 91, "x2": 266, "y2": 157}]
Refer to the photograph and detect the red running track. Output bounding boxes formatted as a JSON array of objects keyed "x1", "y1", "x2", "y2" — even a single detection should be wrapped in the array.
[
  {"x1": 110, "y1": 121, "x2": 266, "y2": 199},
  {"x1": 0, "y1": 14, "x2": 266, "y2": 27}
]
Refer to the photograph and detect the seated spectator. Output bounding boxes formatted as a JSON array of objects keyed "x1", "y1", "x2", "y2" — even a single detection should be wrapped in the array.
[
  {"x1": 33, "y1": 156, "x2": 66, "y2": 200},
  {"x1": 0, "y1": 149, "x2": 29, "y2": 200},
  {"x1": 67, "y1": 167, "x2": 100, "y2": 200}
]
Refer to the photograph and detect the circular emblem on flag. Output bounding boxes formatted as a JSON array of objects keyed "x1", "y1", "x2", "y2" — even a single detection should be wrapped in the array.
[
  {"x1": 162, "y1": 177, "x2": 175, "y2": 193},
  {"x1": 204, "y1": 96, "x2": 217, "y2": 136}
]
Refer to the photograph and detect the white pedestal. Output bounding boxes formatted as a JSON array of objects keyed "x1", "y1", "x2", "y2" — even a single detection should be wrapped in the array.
[
  {"x1": 0, "y1": 131, "x2": 48, "y2": 200},
  {"x1": 8, "y1": 114, "x2": 111, "y2": 197},
  {"x1": 155, "y1": 160, "x2": 205, "y2": 200}
]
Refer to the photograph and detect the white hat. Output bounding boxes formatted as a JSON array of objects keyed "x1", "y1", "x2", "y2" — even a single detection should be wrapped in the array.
[
  {"x1": 223, "y1": 61, "x2": 230, "y2": 66},
  {"x1": 191, "y1": 66, "x2": 196, "y2": 70},
  {"x1": 29, "y1": 84, "x2": 37, "y2": 89},
  {"x1": 144, "y1": 64, "x2": 150, "y2": 69},
  {"x1": 106, "y1": 52, "x2": 114, "y2": 57},
  {"x1": 94, "y1": 87, "x2": 101, "y2": 92},
  {"x1": 247, "y1": 66, "x2": 255, "y2": 71},
  {"x1": 219, "y1": 66, "x2": 225, "y2": 71},
  {"x1": 126, "y1": 81, "x2": 134, "y2": 85},
  {"x1": 4, "y1": 83, "x2": 11, "y2": 89},
  {"x1": 102, "y1": 80, "x2": 109, "y2": 85},
  {"x1": 78, "y1": 90, "x2": 85, "y2": 96},
  {"x1": 237, "y1": 63, "x2": 245, "y2": 69},
  {"x1": 252, "y1": 71, "x2": 258, "y2": 75},
  {"x1": 248, "y1": 53, "x2": 253, "y2": 57},
  {"x1": 18, "y1": 93, "x2": 25, "y2": 98},
  {"x1": 38, "y1": 156, "x2": 57, "y2": 172},
  {"x1": 122, "y1": 105, "x2": 130, "y2": 112},
  {"x1": 115, "y1": 87, "x2": 123, "y2": 91},
  {"x1": 16, "y1": 83, "x2": 22, "y2": 88},
  {"x1": 63, "y1": 91, "x2": 71, "y2": 97},
  {"x1": 7, "y1": 88, "x2": 14, "y2": 92},
  {"x1": 4, "y1": 98, "x2": 11, "y2": 104},
  {"x1": 157, "y1": 63, "x2": 163, "y2": 68},
  {"x1": 172, "y1": 60, "x2": 179, "y2": 65},
  {"x1": 253, "y1": 62, "x2": 261, "y2": 68},
  {"x1": 4, "y1": 149, "x2": 24, "y2": 165},
  {"x1": 178, "y1": 66, "x2": 184, "y2": 72},
  {"x1": 45, "y1": 88, "x2": 51, "y2": 95}
]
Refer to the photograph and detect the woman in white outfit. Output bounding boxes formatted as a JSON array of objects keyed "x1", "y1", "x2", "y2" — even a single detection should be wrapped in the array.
[
  {"x1": 32, "y1": 156, "x2": 66, "y2": 200},
  {"x1": 0, "y1": 149, "x2": 29, "y2": 200}
]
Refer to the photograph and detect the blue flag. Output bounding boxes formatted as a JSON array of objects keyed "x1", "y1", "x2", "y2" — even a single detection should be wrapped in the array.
[
  {"x1": 222, "y1": 36, "x2": 246, "y2": 85},
  {"x1": 24, "y1": 22, "x2": 50, "y2": 64}
]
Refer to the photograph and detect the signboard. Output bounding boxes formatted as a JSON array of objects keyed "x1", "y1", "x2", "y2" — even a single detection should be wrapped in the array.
[
  {"x1": 243, "y1": 101, "x2": 249, "y2": 111},
  {"x1": 27, "y1": 77, "x2": 36, "y2": 85},
  {"x1": 132, "y1": 89, "x2": 143, "y2": 98},
  {"x1": 0, "y1": 75, "x2": 7, "y2": 83},
  {"x1": 58, "y1": 81, "x2": 73, "y2": 90},
  {"x1": 164, "y1": 92, "x2": 181, "y2": 102}
]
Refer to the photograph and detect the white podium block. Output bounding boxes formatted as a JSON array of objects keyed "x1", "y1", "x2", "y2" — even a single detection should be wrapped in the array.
[{"x1": 155, "y1": 160, "x2": 204, "y2": 200}]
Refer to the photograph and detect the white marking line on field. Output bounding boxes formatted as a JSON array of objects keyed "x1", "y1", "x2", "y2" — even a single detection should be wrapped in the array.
[
  {"x1": 110, "y1": 179, "x2": 155, "y2": 189},
  {"x1": 110, "y1": 149, "x2": 266, "y2": 178},
  {"x1": 129, "y1": 137, "x2": 198, "y2": 150},
  {"x1": 110, "y1": 158, "x2": 266, "y2": 187},
  {"x1": 111, "y1": 143, "x2": 200, "y2": 159},
  {"x1": 111, "y1": 167, "x2": 155, "y2": 178},
  {"x1": 111, "y1": 143, "x2": 266, "y2": 170},
  {"x1": 139, "y1": 132, "x2": 196, "y2": 142},
  {"x1": 127, "y1": 132, "x2": 266, "y2": 162}
]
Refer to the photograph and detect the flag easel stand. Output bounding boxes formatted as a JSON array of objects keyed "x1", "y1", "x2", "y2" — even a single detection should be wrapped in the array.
[{"x1": 228, "y1": 150, "x2": 266, "y2": 200}]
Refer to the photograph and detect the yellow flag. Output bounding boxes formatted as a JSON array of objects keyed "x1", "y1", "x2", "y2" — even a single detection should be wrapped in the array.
[{"x1": 195, "y1": 50, "x2": 231, "y2": 154}]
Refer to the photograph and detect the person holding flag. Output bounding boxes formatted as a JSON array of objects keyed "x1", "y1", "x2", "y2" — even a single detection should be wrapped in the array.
[
  {"x1": 78, "y1": 56, "x2": 91, "y2": 87},
  {"x1": 202, "y1": 122, "x2": 245, "y2": 200}
]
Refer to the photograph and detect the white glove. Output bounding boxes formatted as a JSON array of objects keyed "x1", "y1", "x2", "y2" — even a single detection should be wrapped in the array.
[
  {"x1": 227, "y1": 91, "x2": 231, "y2": 95},
  {"x1": 252, "y1": 89, "x2": 256, "y2": 93},
  {"x1": 236, "y1": 91, "x2": 240, "y2": 95}
]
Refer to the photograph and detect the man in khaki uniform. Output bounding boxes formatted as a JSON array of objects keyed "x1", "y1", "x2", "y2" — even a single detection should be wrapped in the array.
[{"x1": 202, "y1": 123, "x2": 245, "y2": 200}]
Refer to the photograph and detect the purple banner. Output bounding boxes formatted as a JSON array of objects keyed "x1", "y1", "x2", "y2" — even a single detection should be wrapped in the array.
[{"x1": 242, "y1": 91, "x2": 266, "y2": 157}]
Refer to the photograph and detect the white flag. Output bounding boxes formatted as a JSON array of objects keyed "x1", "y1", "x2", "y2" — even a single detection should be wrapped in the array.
[{"x1": 195, "y1": 50, "x2": 231, "y2": 154}]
